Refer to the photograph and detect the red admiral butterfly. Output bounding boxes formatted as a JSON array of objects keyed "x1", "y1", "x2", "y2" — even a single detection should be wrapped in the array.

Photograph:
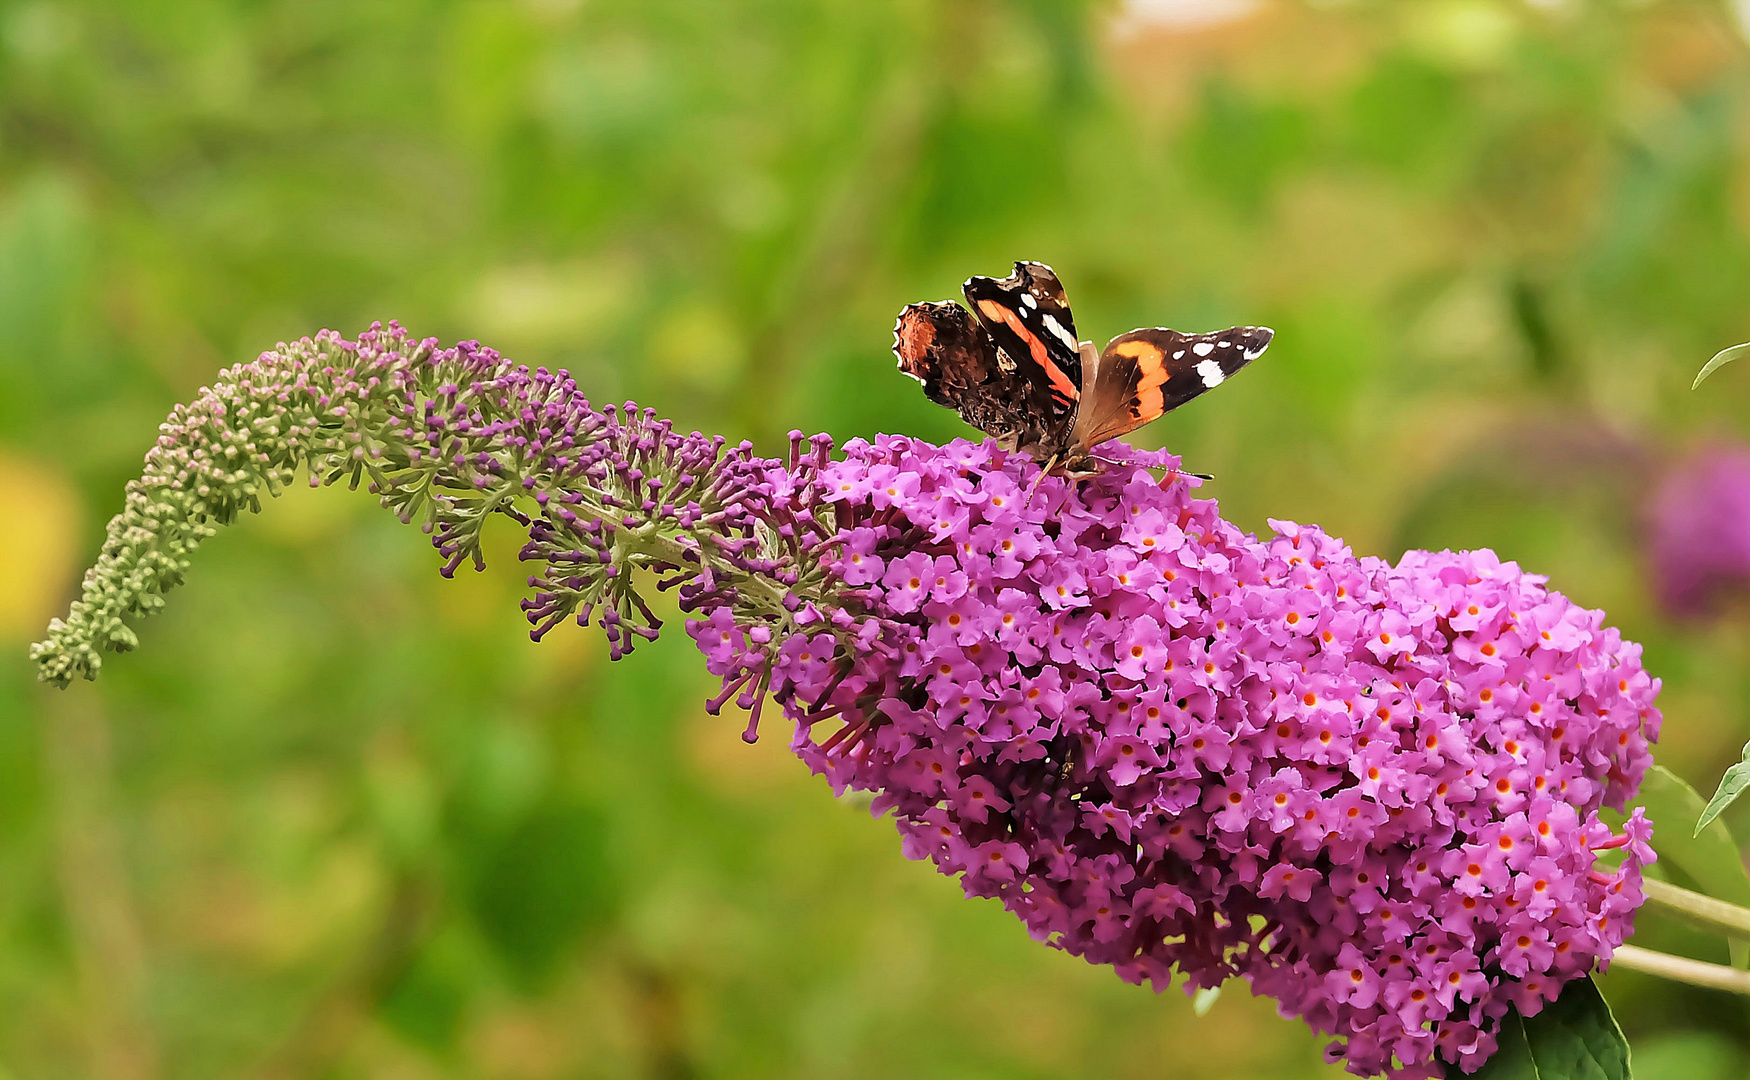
[{"x1": 892, "y1": 261, "x2": 1272, "y2": 475}]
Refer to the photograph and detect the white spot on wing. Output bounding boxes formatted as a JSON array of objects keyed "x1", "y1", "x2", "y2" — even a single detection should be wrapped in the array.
[
  {"x1": 1173, "y1": 350, "x2": 1184, "y2": 359},
  {"x1": 1217, "y1": 339, "x2": 1232, "y2": 347},
  {"x1": 1192, "y1": 341, "x2": 1215, "y2": 357},
  {"x1": 1243, "y1": 343, "x2": 1265, "y2": 360},
  {"x1": 1021, "y1": 293, "x2": 1037, "y2": 309},
  {"x1": 1195, "y1": 359, "x2": 1225, "y2": 388},
  {"x1": 1041, "y1": 313, "x2": 1077, "y2": 351}
]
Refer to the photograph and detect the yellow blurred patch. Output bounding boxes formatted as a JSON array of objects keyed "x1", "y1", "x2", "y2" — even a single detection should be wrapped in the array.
[
  {"x1": 432, "y1": 516, "x2": 528, "y2": 631},
  {"x1": 0, "y1": 450, "x2": 81, "y2": 642},
  {"x1": 255, "y1": 471, "x2": 372, "y2": 544},
  {"x1": 468, "y1": 252, "x2": 645, "y2": 351},
  {"x1": 649, "y1": 301, "x2": 747, "y2": 394},
  {"x1": 1400, "y1": 0, "x2": 1518, "y2": 71}
]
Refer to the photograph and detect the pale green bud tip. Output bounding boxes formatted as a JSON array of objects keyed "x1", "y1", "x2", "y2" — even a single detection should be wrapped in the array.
[{"x1": 32, "y1": 322, "x2": 433, "y2": 686}]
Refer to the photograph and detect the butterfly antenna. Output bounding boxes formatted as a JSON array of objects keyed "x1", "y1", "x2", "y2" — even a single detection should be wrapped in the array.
[{"x1": 1085, "y1": 447, "x2": 1215, "y2": 483}]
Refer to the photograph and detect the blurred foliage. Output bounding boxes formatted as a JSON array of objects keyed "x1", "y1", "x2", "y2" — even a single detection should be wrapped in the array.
[{"x1": 5, "y1": 0, "x2": 1750, "y2": 1076}]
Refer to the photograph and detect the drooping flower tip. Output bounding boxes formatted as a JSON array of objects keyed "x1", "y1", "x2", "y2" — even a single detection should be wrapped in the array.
[{"x1": 33, "y1": 321, "x2": 821, "y2": 683}]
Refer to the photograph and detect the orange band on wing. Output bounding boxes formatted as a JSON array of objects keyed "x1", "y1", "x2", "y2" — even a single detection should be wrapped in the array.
[
  {"x1": 1110, "y1": 340, "x2": 1170, "y2": 421},
  {"x1": 977, "y1": 298, "x2": 1080, "y2": 402}
]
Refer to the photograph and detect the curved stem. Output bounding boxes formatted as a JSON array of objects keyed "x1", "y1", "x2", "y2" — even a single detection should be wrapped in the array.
[
  {"x1": 1640, "y1": 878, "x2": 1750, "y2": 941},
  {"x1": 1611, "y1": 944, "x2": 1750, "y2": 994}
]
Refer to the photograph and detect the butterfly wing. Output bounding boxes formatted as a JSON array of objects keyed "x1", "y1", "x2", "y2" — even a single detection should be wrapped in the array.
[
  {"x1": 893, "y1": 300, "x2": 1058, "y2": 450},
  {"x1": 894, "y1": 301, "x2": 1002, "y2": 407},
  {"x1": 961, "y1": 261, "x2": 1084, "y2": 419},
  {"x1": 1070, "y1": 325, "x2": 1273, "y2": 449}
]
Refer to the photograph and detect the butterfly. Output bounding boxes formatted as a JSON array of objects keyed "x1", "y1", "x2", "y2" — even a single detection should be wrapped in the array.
[{"x1": 892, "y1": 261, "x2": 1272, "y2": 475}]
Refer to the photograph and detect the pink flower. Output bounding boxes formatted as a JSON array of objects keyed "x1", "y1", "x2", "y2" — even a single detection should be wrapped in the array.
[
  {"x1": 1100, "y1": 733, "x2": 1162, "y2": 786},
  {"x1": 1114, "y1": 615, "x2": 1167, "y2": 680},
  {"x1": 880, "y1": 551, "x2": 936, "y2": 614},
  {"x1": 1260, "y1": 862, "x2": 1321, "y2": 902}
]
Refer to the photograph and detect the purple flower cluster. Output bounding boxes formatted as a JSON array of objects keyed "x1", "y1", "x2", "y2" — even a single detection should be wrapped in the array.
[
  {"x1": 1646, "y1": 444, "x2": 1750, "y2": 617},
  {"x1": 689, "y1": 435, "x2": 1661, "y2": 1079}
]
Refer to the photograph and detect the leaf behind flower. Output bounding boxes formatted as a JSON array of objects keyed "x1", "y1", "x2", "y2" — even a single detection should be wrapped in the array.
[
  {"x1": 1457, "y1": 977, "x2": 1630, "y2": 1080},
  {"x1": 1465, "y1": 1012, "x2": 1539, "y2": 1079},
  {"x1": 1695, "y1": 740, "x2": 1750, "y2": 837}
]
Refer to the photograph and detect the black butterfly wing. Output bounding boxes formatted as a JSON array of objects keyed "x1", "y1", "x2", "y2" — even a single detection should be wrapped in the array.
[
  {"x1": 1070, "y1": 325, "x2": 1273, "y2": 449},
  {"x1": 962, "y1": 261, "x2": 1084, "y2": 420},
  {"x1": 892, "y1": 300, "x2": 1058, "y2": 450}
]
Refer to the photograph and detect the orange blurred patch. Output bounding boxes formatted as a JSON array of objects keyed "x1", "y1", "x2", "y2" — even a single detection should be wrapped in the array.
[
  {"x1": 1634, "y1": 8, "x2": 1738, "y2": 94},
  {"x1": 685, "y1": 700, "x2": 811, "y2": 800},
  {"x1": 470, "y1": 1006, "x2": 582, "y2": 1080},
  {"x1": 1105, "y1": 3, "x2": 1371, "y2": 124}
]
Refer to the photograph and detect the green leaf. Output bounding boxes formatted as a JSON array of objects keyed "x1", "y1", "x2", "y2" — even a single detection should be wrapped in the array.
[
  {"x1": 1630, "y1": 766, "x2": 1750, "y2": 968},
  {"x1": 1451, "y1": 978, "x2": 1630, "y2": 1079},
  {"x1": 1521, "y1": 976, "x2": 1632, "y2": 1080},
  {"x1": 379, "y1": 928, "x2": 475, "y2": 1051},
  {"x1": 467, "y1": 801, "x2": 616, "y2": 990},
  {"x1": 1692, "y1": 342, "x2": 1750, "y2": 388},
  {"x1": 1696, "y1": 740, "x2": 1750, "y2": 837},
  {"x1": 1465, "y1": 1011, "x2": 1539, "y2": 1079}
]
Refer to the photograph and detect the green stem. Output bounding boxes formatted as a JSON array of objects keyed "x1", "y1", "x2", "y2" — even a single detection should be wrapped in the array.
[
  {"x1": 616, "y1": 521, "x2": 693, "y2": 568},
  {"x1": 1611, "y1": 944, "x2": 1750, "y2": 995},
  {"x1": 1640, "y1": 878, "x2": 1750, "y2": 941}
]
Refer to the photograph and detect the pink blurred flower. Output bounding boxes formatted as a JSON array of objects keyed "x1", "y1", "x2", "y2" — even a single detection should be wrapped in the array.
[{"x1": 1648, "y1": 445, "x2": 1750, "y2": 616}]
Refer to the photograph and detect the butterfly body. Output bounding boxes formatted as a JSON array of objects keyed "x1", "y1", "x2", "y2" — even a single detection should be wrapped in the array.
[{"x1": 894, "y1": 261, "x2": 1271, "y2": 475}]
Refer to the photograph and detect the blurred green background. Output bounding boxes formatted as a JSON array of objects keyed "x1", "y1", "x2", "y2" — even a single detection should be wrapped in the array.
[{"x1": 4, "y1": 0, "x2": 1750, "y2": 1076}]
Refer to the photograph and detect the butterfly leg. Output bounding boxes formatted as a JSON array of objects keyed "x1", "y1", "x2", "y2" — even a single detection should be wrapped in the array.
[{"x1": 1025, "y1": 454, "x2": 1059, "y2": 506}]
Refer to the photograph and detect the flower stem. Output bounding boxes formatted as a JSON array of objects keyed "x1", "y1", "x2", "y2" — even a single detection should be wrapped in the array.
[
  {"x1": 1611, "y1": 944, "x2": 1750, "y2": 994},
  {"x1": 1639, "y1": 878, "x2": 1750, "y2": 941}
]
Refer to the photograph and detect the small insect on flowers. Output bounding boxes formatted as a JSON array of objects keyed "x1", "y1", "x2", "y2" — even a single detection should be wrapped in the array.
[{"x1": 892, "y1": 261, "x2": 1272, "y2": 476}]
